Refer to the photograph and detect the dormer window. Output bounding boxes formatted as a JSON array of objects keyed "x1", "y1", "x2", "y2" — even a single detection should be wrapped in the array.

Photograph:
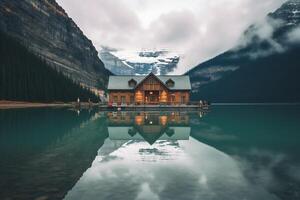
[
  {"x1": 166, "y1": 79, "x2": 175, "y2": 88},
  {"x1": 128, "y1": 79, "x2": 137, "y2": 87}
]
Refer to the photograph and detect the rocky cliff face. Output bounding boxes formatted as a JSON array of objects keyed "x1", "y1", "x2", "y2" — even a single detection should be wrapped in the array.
[
  {"x1": 99, "y1": 49, "x2": 135, "y2": 75},
  {"x1": 0, "y1": 0, "x2": 110, "y2": 88},
  {"x1": 269, "y1": 0, "x2": 300, "y2": 25}
]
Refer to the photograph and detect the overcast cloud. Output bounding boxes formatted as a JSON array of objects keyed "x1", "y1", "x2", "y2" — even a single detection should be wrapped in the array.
[{"x1": 57, "y1": 0, "x2": 286, "y2": 74}]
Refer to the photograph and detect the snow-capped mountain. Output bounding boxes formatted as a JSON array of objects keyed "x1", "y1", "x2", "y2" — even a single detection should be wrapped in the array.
[
  {"x1": 99, "y1": 48, "x2": 180, "y2": 75},
  {"x1": 269, "y1": 0, "x2": 300, "y2": 26},
  {"x1": 187, "y1": 0, "x2": 300, "y2": 103}
]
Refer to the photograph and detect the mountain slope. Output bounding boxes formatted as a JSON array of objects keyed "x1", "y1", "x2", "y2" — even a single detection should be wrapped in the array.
[
  {"x1": 99, "y1": 49, "x2": 135, "y2": 75},
  {"x1": 0, "y1": 0, "x2": 110, "y2": 88},
  {"x1": 187, "y1": 0, "x2": 300, "y2": 103},
  {"x1": 0, "y1": 31, "x2": 99, "y2": 102}
]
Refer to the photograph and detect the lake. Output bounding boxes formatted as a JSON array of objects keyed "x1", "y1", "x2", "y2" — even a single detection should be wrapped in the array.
[{"x1": 0, "y1": 106, "x2": 300, "y2": 200}]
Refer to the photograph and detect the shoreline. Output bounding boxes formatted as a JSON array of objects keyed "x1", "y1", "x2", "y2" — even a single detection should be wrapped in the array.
[
  {"x1": 2, "y1": 101, "x2": 300, "y2": 110},
  {"x1": 0, "y1": 101, "x2": 94, "y2": 109},
  {"x1": 211, "y1": 102, "x2": 300, "y2": 106}
]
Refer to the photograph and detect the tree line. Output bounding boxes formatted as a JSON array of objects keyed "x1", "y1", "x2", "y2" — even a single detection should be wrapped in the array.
[{"x1": 0, "y1": 31, "x2": 100, "y2": 102}]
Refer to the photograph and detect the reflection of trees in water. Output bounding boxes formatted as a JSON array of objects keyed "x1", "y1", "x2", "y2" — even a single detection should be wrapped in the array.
[
  {"x1": 0, "y1": 109, "x2": 108, "y2": 200},
  {"x1": 0, "y1": 108, "x2": 93, "y2": 151}
]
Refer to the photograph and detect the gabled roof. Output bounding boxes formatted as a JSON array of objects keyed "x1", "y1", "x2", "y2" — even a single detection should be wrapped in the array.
[
  {"x1": 134, "y1": 72, "x2": 169, "y2": 91},
  {"x1": 166, "y1": 78, "x2": 175, "y2": 87},
  {"x1": 166, "y1": 78, "x2": 175, "y2": 84},
  {"x1": 128, "y1": 78, "x2": 137, "y2": 87},
  {"x1": 107, "y1": 73, "x2": 191, "y2": 90}
]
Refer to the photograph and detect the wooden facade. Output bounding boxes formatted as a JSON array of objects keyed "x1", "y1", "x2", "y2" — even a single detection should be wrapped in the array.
[
  {"x1": 108, "y1": 73, "x2": 191, "y2": 105},
  {"x1": 107, "y1": 112, "x2": 189, "y2": 126}
]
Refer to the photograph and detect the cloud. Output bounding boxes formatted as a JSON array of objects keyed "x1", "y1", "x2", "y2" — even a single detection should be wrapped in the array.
[
  {"x1": 149, "y1": 10, "x2": 200, "y2": 46},
  {"x1": 57, "y1": 0, "x2": 286, "y2": 74},
  {"x1": 233, "y1": 16, "x2": 300, "y2": 60},
  {"x1": 286, "y1": 27, "x2": 300, "y2": 43},
  {"x1": 237, "y1": 17, "x2": 284, "y2": 47},
  {"x1": 232, "y1": 16, "x2": 285, "y2": 58},
  {"x1": 58, "y1": 0, "x2": 144, "y2": 49},
  {"x1": 65, "y1": 138, "x2": 279, "y2": 200}
]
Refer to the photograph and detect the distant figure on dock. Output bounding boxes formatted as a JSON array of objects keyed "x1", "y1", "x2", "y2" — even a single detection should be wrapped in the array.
[
  {"x1": 199, "y1": 100, "x2": 203, "y2": 106},
  {"x1": 88, "y1": 98, "x2": 92, "y2": 108},
  {"x1": 199, "y1": 100, "x2": 210, "y2": 109},
  {"x1": 76, "y1": 97, "x2": 81, "y2": 108}
]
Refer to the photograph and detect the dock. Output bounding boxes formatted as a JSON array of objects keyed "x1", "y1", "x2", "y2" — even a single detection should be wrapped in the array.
[{"x1": 97, "y1": 104, "x2": 209, "y2": 111}]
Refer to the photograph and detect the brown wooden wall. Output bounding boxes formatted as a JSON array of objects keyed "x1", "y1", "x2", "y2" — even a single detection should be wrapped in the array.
[
  {"x1": 108, "y1": 74, "x2": 191, "y2": 105},
  {"x1": 108, "y1": 90, "x2": 190, "y2": 105},
  {"x1": 136, "y1": 75, "x2": 167, "y2": 91},
  {"x1": 109, "y1": 91, "x2": 135, "y2": 104},
  {"x1": 168, "y1": 91, "x2": 190, "y2": 104}
]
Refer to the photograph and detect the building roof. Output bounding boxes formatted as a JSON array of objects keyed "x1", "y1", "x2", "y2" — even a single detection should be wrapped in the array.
[{"x1": 107, "y1": 74, "x2": 191, "y2": 90}]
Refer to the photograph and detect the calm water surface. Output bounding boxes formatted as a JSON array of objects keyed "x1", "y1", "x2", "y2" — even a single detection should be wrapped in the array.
[{"x1": 0, "y1": 106, "x2": 300, "y2": 200}]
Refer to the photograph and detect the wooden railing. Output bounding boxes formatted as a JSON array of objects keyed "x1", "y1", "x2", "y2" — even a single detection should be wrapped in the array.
[{"x1": 108, "y1": 101, "x2": 210, "y2": 107}]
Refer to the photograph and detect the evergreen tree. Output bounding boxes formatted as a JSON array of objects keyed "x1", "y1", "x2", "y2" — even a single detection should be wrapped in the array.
[{"x1": 0, "y1": 31, "x2": 100, "y2": 102}]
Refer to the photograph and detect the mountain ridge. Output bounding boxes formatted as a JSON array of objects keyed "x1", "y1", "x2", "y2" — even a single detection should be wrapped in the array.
[
  {"x1": 0, "y1": 0, "x2": 110, "y2": 88},
  {"x1": 100, "y1": 49, "x2": 180, "y2": 75},
  {"x1": 187, "y1": 0, "x2": 300, "y2": 102}
]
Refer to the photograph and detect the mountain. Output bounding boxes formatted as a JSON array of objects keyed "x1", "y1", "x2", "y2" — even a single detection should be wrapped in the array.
[
  {"x1": 99, "y1": 48, "x2": 135, "y2": 75},
  {"x1": 0, "y1": 31, "x2": 99, "y2": 102},
  {"x1": 187, "y1": 0, "x2": 300, "y2": 103},
  {"x1": 0, "y1": 0, "x2": 110, "y2": 88},
  {"x1": 99, "y1": 48, "x2": 180, "y2": 75}
]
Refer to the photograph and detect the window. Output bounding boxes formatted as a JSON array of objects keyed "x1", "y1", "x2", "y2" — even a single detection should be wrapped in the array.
[
  {"x1": 149, "y1": 78, "x2": 154, "y2": 84},
  {"x1": 121, "y1": 115, "x2": 126, "y2": 121},
  {"x1": 181, "y1": 96, "x2": 186, "y2": 104},
  {"x1": 166, "y1": 79, "x2": 175, "y2": 88},
  {"x1": 128, "y1": 79, "x2": 137, "y2": 87},
  {"x1": 130, "y1": 96, "x2": 134, "y2": 104},
  {"x1": 121, "y1": 96, "x2": 126, "y2": 104},
  {"x1": 171, "y1": 95, "x2": 175, "y2": 102},
  {"x1": 135, "y1": 91, "x2": 143, "y2": 103},
  {"x1": 113, "y1": 96, "x2": 118, "y2": 103}
]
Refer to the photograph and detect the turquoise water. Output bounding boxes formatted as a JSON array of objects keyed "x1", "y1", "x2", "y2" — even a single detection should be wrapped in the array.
[{"x1": 0, "y1": 106, "x2": 300, "y2": 200}]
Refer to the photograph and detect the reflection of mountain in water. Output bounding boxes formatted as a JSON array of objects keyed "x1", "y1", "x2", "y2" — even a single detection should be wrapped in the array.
[
  {"x1": 0, "y1": 109, "x2": 108, "y2": 200},
  {"x1": 62, "y1": 110, "x2": 298, "y2": 200},
  {"x1": 1, "y1": 107, "x2": 299, "y2": 200},
  {"x1": 65, "y1": 137, "x2": 277, "y2": 200},
  {"x1": 107, "y1": 112, "x2": 190, "y2": 145}
]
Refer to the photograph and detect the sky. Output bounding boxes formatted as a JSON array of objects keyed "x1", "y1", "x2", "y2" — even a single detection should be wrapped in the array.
[{"x1": 57, "y1": 0, "x2": 286, "y2": 74}]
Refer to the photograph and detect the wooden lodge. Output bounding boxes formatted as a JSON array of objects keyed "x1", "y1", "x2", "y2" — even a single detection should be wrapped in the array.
[
  {"x1": 107, "y1": 73, "x2": 191, "y2": 105},
  {"x1": 107, "y1": 112, "x2": 190, "y2": 144}
]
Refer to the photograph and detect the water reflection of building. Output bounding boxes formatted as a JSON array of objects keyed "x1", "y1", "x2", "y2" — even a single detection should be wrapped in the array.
[{"x1": 107, "y1": 112, "x2": 190, "y2": 144}]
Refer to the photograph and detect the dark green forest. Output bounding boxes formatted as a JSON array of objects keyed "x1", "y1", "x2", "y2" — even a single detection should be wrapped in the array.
[
  {"x1": 189, "y1": 47, "x2": 300, "y2": 103},
  {"x1": 0, "y1": 31, "x2": 99, "y2": 102}
]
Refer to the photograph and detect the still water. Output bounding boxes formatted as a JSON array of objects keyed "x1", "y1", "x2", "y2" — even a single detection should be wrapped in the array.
[{"x1": 0, "y1": 106, "x2": 300, "y2": 200}]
